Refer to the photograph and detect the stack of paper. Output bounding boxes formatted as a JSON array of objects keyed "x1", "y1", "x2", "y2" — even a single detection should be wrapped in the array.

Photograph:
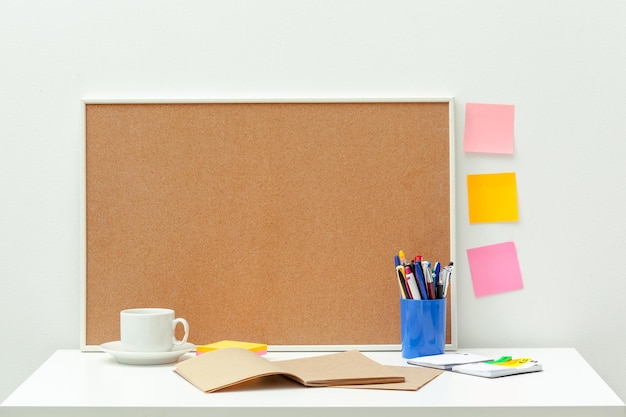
[{"x1": 451, "y1": 357, "x2": 543, "y2": 378}]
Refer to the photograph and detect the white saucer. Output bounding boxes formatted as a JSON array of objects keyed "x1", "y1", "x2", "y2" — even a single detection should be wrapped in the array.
[{"x1": 100, "y1": 341, "x2": 195, "y2": 365}]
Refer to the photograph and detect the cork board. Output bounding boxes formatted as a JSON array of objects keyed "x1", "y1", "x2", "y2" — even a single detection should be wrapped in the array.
[{"x1": 82, "y1": 100, "x2": 455, "y2": 350}]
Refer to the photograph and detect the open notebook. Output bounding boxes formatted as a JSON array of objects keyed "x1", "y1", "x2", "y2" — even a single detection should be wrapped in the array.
[{"x1": 175, "y1": 348, "x2": 442, "y2": 392}]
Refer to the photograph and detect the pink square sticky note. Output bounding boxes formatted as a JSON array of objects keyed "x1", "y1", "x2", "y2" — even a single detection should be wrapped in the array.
[
  {"x1": 466, "y1": 241, "x2": 523, "y2": 297},
  {"x1": 464, "y1": 103, "x2": 515, "y2": 154}
]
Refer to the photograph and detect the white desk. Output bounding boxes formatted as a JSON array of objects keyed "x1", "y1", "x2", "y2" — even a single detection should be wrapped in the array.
[{"x1": 1, "y1": 348, "x2": 624, "y2": 417}]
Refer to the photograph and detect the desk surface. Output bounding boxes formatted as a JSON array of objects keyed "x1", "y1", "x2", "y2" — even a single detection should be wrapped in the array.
[{"x1": 1, "y1": 348, "x2": 624, "y2": 417}]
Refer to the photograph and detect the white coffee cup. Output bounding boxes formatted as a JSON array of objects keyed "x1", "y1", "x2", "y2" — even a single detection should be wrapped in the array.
[{"x1": 120, "y1": 308, "x2": 189, "y2": 352}]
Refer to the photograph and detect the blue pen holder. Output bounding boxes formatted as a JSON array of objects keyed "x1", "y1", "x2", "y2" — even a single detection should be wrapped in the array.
[{"x1": 400, "y1": 298, "x2": 446, "y2": 359}]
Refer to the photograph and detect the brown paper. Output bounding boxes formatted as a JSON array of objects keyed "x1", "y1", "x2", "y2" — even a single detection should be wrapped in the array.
[{"x1": 175, "y1": 348, "x2": 409, "y2": 393}]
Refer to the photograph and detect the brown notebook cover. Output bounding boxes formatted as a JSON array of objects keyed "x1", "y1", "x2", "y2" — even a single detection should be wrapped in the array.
[{"x1": 175, "y1": 348, "x2": 408, "y2": 393}]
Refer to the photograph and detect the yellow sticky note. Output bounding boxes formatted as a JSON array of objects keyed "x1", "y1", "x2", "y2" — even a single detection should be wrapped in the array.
[
  {"x1": 467, "y1": 172, "x2": 518, "y2": 223},
  {"x1": 196, "y1": 340, "x2": 267, "y2": 356}
]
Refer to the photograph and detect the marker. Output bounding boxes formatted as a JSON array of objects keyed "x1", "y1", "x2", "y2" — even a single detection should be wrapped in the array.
[
  {"x1": 398, "y1": 250, "x2": 407, "y2": 266},
  {"x1": 404, "y1": 265, "x2": 421, "y2": 300},
  {"x1": 394, "y1": 254, "x2": 401, "y2": 268}
]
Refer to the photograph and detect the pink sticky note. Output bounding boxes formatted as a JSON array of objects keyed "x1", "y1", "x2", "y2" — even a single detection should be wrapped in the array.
[
  {"x1": 464, "y1": 103, "x2": 515, "y2": 154},
  {"x1": 466, "y1": 241, "x2": 523, "y2": 297}
]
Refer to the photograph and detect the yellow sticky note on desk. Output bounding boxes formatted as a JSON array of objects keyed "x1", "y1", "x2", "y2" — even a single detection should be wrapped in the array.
[
  {"x1": 196, "y1": 340, "x2": 267, "y2": 356},
  {"x1": 467, "y1": 172, "x2": 519, "y2": 224}
]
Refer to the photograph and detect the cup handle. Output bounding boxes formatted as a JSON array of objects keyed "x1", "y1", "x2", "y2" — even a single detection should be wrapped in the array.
[{"x1": 172, "y1": 318, "x2": 189, "y2": 346}]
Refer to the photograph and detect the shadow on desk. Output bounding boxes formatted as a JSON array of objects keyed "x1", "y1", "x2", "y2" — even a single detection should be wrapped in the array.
[{"x1": 215, "y1": 375, "x2": 303, "y2": 393}]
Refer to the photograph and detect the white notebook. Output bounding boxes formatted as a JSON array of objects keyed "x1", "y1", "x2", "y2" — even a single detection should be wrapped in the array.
[
  {"x1": 452, "y1": 358, "x2": 543, "y2": 378},
  {"x1": 407, "y1": 353, "x2": 494, "y2": 370}
]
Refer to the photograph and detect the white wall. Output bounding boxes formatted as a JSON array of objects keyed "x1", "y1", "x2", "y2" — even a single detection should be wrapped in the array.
[{"x1": 1, "y1": 0, "x2": 625, "y2": 403}]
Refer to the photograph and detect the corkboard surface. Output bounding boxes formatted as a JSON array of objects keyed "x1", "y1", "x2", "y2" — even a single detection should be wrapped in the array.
[{"x1": 84, "y1": 101, "x2": 453, "y2": 348}]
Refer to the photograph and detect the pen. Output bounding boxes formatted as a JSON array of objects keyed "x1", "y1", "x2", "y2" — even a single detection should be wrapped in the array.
[
  {"x1": 422, "y1": 261, "x2": 435, "y2": 299},
  {"x1": 413, "y1": 255, "x2": 429, "y2": 300},
  {"x1": 432, "y1": 262, "x2": 441, "y2": 297},
  {"x1": 432, "y1": 262, "x2": 441, "y2": 282},
  {"x1": 436, "y1": 270, "x2": 445, "y2": 299},
  {"x1": 404, "y1": 265, "x2": 421, "y2": 300},
  {"x1": 443, "y1": 262, "x2": 454, "y2": 298}
]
